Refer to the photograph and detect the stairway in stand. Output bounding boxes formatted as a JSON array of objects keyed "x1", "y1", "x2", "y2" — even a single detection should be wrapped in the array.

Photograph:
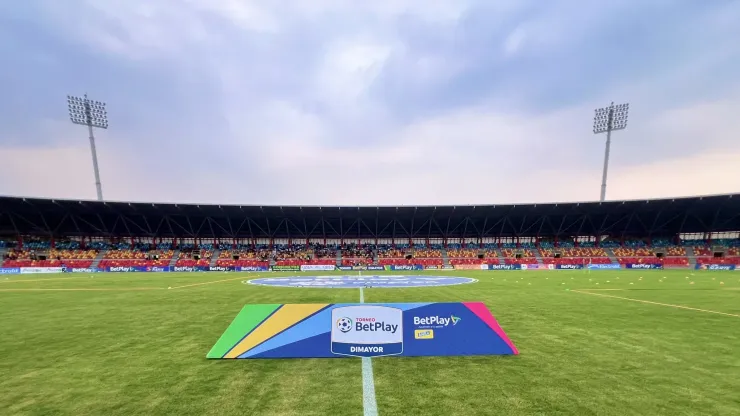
[
  {"x1": 168, "y1": 250, "x2": 181, "y2": 268},
  {"x1": 441, "y1": 247, "x2": 451, "y2": 268},
  {"x1": 494, "y1": 248, "x2": 505, "y2": 265},
  {"x1": 533, "y1": 249, "x2": 545, "y2": 265},
  {"x1": 209, "y1": 249, "x2": 221, "y2": 267},
  {"x1": 604, "y1": 248, "x2": 620, "y2": 265},
  {"x1": 685, "y1": 247, "x2": 697, "y2": 268},
  {"x1": 90, "y1": 250, "x2": 107, "y2": 269}
]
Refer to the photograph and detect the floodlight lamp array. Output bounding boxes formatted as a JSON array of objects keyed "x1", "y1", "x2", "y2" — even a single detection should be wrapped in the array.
[
  {"x1": 593, "y1": 102, "x2": 629, "y2": 134},
  {"x1": 67, "y1": 95, "x2": 109, "y2": 129}
]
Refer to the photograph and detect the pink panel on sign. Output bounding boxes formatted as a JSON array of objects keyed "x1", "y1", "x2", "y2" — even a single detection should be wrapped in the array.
[{"x1": 462, "y1": 302, "x2": 519, "y2": 355}]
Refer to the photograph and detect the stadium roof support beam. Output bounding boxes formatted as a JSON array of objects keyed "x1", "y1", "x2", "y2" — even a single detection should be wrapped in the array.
[
  {"x1": 719, "y1": 212, "x2": 740, "y2": 230},
  {"x1": 649, "y1": 210, "x2": 662, "y2": 236},
  {"x1": 6, "y1": 212, "x2": 21, "y2": 235},
  {"x1": 142, "y1": 216, "x2": 153, "y2": 235},
  {"x1": 206, "y1": 217, "x2": 218, "y2": 238},
  {"x1": 1, "y1": 195, "x2": 738, "y2": 239},
  {"x1": 226, "y1": 216, "x2": 235, "y2": 236},
  {"x1": 360, "y1": 218, "x2": 374, "y2": 238},
  {"x1": 536, "y1": 216, "x2": 546, "y2": 238},
  {"x1": 194, "y1": 217, "x2": 209, "y2": 237},
  {"x1": 710, "y1": 207, "x2": 722, "y2": 232},
  {"x1": 51, "y1": 213, "x2": 69, "y2": 235},
  {"x1": 119, "y1": 215, "x2": 133, "y2": 236},
  {"x1": 235, "y1": 216, "x2": 248, "y2": 237},
  {"x1": 186, "y1": 216, "x2": 196, "y2": 236},
  {"x1": 410, "y1": 208, "x2": 416, "y2": 238},
  {"x1": 633, "y1": 212, "x2": 649, "y2": 236},
  {"x1": 307, "y1": 219, "x2": 322, "y2": 238},
  {"x1": 154, "y1": 217, "x2": 166, "y2": 235},
  {"x1": 68, "y1": 214, "x2": 82, "y2": 235},
  {"x1": 165, "y1": 216, "x2": 176, "y2": 236}
]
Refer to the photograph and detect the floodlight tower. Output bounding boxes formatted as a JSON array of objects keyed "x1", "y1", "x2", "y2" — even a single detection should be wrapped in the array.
[
  {"x1": 593, "y1": 102, "x2": 629, "y2": 202},
  {"x1": 67, "y1": 94, "x2": 108, "y2": 201}
]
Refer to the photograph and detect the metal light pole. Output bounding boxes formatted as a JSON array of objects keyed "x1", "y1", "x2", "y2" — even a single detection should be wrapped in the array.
[
  {"x1": 593, "y1": 102, "x2": 629, "y2": 202},
  {"x1": 67, "y1": 94, "x2": 108, "y2": 201}
]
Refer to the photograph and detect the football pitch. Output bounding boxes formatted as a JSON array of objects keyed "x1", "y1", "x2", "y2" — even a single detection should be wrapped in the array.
[{"x1": 1, "y1": 270, "x2": 739, "y2": 416}]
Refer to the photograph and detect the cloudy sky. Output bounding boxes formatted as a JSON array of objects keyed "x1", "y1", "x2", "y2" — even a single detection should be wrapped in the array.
[{"x1": 0, "y1": 0, "x2": 738, "y2": 206}]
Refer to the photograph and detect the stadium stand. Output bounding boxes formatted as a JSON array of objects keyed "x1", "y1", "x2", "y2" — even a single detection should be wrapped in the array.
[
  {"x1": 2, "y1": 247, "x2": 98, "y2": 268},
  {"x1": 341, "y1": 244, "x2": 373, "y2": 266},
  {"x1": 1, "y1": 194, "x2": 739, "y2": 271},
  {"x1": 500, "y1": 248, "x2": 538, "y2": 264},
  {"x1": 175, "y1": 249, "x2": 212, "y2": 267}
]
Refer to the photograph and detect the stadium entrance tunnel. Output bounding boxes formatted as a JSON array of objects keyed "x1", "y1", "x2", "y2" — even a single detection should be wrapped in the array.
[{"x1": 244, "y1": 275, "x2": 477, "y2": 288}]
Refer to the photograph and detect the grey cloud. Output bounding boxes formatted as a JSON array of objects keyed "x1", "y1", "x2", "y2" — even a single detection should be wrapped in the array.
[{"x1": 0, "y1": 0, "x2": 738, "y2": 205}]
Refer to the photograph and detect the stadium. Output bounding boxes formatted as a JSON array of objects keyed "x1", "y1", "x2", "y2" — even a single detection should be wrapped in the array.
[
  {"x1": 3, "y1": 2, "x2": 740, "y2": 415},
  {"x1": 1, "y1": 194, "x2": 739, "y2": 415}
]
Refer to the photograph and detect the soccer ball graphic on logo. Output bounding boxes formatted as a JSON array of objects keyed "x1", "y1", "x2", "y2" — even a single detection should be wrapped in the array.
[{"x1": 336, "y1": 317, "x2": 353, "y2": 333}]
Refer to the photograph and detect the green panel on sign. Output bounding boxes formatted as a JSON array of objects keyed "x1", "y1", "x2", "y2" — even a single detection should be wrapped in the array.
[{"x1": 206, "y1": 304, "x2": 281, "y2": 358}]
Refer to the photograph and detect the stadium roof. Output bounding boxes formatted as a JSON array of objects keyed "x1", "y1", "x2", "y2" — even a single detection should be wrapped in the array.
[{"x1": 0, "y1": 194, "x2": 738, "y2": 239}]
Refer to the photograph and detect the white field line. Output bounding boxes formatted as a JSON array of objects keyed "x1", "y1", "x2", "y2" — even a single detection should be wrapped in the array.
[
  {"x1": 572, "y1": 289, "x2": 740, "y2": 318},
  {"x1": 359, "y1": 287, "x2": 379, "y2": 416}
]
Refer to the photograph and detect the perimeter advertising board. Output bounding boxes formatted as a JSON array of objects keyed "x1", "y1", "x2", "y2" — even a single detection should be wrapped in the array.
[
  {"x1": 626, "y1": 264, "x2": 663, "y2": 269},
  {"x1": 65, "y1": 267, "x2": 102, "y2": 273},
  {"x1": 488, "y1": 264, "x2": 521, "y2": 270},
  {"x1": 453, "y1": 264, "x2": 488, "y2": 270},
  {"x1": 520, "y1": 264, "x2": 554, "y2": 270},
  {"x1": 587, "y1": 264, "x2": 622, "y2": 270},
  {"x1": 696, "y1": 264, "x2": 736, "y2": 271},
  {"x1": 388, "y1": 265, "x2": 424, "y2": 271},
  {"x1": 236, "y1": 266, "x2": 269, "y2": 272},
  {"x1": 107, "y1": 266, "x2": 171, "y2": 272},
  {"x1": 207, "y1": 302, "x2": 518, "y2": 359},
  {"x1": 20, "y1": 267, "x2": 64, "y2": 274},
  {"x1": 272, "y1": 265, "x2": 300, "y2": 272},
  {"x1": 300, "y1": 265, "x2": 336, "y2": 271}
]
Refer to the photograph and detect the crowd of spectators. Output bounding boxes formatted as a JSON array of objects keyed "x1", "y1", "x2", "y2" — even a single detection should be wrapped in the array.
[
  {"x1": 541, "y1": 257, "x2": 612, "y2": 265},
  {"x1": 446, "y1": 248, "x2": 479, "y2": 258},
  {"x1": 539, "y1": 248, "x2": 608, "y2": 257},
  {"x1": 341, "y1": 244, "x2": 371, "y2": 259},
  {"x1": 215, "y1": 248, "x2": 270, "y2": 267},
  {"x1": 413, "y1": 249, "x2": 441, "y2": 258},
  {"x1": 98, "y1": 248, "x2": 174, "y2": 268},
  {"x1": 2, "y1": 247, "x2": 99, "y2": 268},
  {"x1": 501, "y1": 248, "x2": 535, "y2": 258},
  {"x1": 5, "y1": 238, "x2": 740, "y2": 268},
  {"x1": 341, "y1": 244, "x2": 373, "y2": 266},
  {"x1": 377, "y1": 247, "x2": 406, "y2": 258},
  {"x1": 312, "y1": 243, "x2": 337, "y2": 259}
]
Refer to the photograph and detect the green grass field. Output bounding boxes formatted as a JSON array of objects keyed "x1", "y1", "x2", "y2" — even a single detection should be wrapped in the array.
[{"x1": 1, "y1": 269, "x2": 739, "y2": 416}]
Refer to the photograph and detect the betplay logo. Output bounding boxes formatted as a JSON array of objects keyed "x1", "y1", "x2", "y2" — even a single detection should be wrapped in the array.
[{"x1": 413, "y1": 315, "x2": 461, "y2": 327}]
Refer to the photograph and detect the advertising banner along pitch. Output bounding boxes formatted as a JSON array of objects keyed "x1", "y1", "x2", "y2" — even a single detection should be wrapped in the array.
[
  {"x1": 207, "y1": 302, "x2": 518, "y2": 359},
  {"x1": 696, "y1": 264, "x2": 736, "y2": 271}
]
